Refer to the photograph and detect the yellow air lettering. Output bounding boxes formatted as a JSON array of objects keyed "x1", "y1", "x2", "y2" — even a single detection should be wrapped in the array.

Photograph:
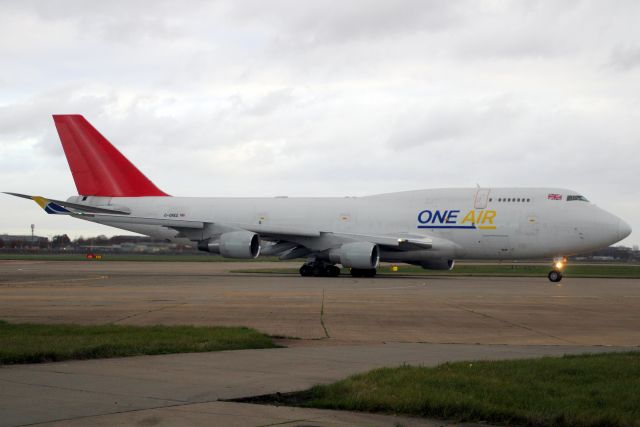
[
  {"x1": 477, "y1": 210, "x2": 497, "y2": 229},
  {"x1": 483, "y1": 210, "x2": 496, "y2": 224},
  {"x1": 461, "y1": 210, "x2": 476, "y2": 224}
]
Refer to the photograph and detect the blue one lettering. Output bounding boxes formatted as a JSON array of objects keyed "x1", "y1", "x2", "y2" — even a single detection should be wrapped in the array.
[{"x1": 417, "y1": 210, "x2": 432, "y2": 224}]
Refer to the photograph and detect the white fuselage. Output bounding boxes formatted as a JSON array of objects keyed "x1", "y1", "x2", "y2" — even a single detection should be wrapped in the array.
[{"x1": 69, "y1": 187, "x2": 630, "y2": 263}]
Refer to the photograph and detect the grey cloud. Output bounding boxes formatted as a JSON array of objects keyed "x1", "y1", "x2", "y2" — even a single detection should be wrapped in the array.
[
  {"x1": 456, "y1": 33, "x2": 564, "y2": 60},
  {"x1": 22, "y1": 0, "x2": 192, "y2": 42},
  {"x1": 608, "y1": 46, "x2": 640, "y2": 71},
  {"x1": 450, "y1": 1, "x2": 640, "y2": 61},
  {"x1": 227, "y1": 0, "x2": 463, "y2": 46},
  {"x1": 244, "y1": 88, "x2": 295, "y2": 116},
  {"x1": 388, "y1": 98, "x2": 524, "y2": 149},
  {"x1": 0, "y1": 88, "x2": 117, "y2": 156}
]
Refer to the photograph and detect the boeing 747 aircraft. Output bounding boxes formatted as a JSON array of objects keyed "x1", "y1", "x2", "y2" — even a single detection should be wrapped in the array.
[{"x1": 5, "y1": 115, "x2": 632, "y2": 282}]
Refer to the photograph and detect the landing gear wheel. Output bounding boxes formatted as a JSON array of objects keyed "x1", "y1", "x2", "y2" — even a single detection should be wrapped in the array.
[
  {"x1": 327, "y1": 265, "x2": 341, "y2": 277},
  {"x1": 312, "y1": 264, "x2": 326, "y2": 277},
  {"x1": 350, "y1": 268, "x2": 377, "y2": 278},
  {"x1": 299, "y1": 265, "x2": 313, "y2": 277},
  {"x1": 548, "y1": 270, "x2": 563, "y2": 282},
  {"x1": 299, "y1": 262, "x2": 340, "y2": 277}
]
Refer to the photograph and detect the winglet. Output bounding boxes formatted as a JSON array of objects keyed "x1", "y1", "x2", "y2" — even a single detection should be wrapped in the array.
[{"x1": 52, "y1": 115, "x2": 169, "y2": 197}]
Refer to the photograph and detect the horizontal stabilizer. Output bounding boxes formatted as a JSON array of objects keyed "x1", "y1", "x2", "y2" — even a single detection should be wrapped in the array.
[{"x1": 4, "y1": 192, "x2": 131, "y2": 215}]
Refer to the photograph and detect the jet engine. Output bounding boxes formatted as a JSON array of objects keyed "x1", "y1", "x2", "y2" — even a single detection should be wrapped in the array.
[
  {"x1": 329, "y1": 242, "x2": 380, "y2": 269},
  {"x1": 420, "y1": 259, "x2": 455, "y2": 270},
  {"x1": 198, "y1": 231, "x2": 261, "y2": 259}
]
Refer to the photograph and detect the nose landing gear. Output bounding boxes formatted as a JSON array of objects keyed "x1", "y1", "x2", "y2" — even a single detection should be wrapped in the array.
[
  {"x1": 548, "y1": 270, "x2": 563, "y2": 282},
  {"x1": 548, "y1": 257, "x2": 566, "y2": 282}
]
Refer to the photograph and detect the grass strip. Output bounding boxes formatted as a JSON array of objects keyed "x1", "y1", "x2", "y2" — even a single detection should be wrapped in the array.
[
  {"x1": 241, "y1": 352, "x2": 640, "y2": 427},
  {"x1": 0, "y1": 320, "x2": 278, "y2": 364},
  {"x1": 232, "y1": 264, "x2": 640, "y2": 278}
]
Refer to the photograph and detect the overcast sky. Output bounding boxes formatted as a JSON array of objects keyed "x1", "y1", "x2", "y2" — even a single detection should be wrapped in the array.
[{"x1": 0, "y1": 0, "x2": 638, "y2": 246}]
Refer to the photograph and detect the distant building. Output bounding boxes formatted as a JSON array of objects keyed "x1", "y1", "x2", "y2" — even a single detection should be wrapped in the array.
[
  {"x1": 0, "y1": 234, "x2": 49, "y2": 248},
  {"x1": 591, "y1": 256, "x2": 615, "y2": 261}
]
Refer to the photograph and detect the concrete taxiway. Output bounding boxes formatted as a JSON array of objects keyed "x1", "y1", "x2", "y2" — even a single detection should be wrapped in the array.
[
  {"x1": 2, "y1": 260, "x2": 640, "y2": 345},
  {"x1": 1, "y1": 260, "x2": 639, "y2": 426}
]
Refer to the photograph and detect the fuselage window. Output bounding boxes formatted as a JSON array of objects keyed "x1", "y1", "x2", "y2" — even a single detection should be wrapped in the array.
[{"x1": 497, "y1": 197, "x2": 534, "y2": 202}]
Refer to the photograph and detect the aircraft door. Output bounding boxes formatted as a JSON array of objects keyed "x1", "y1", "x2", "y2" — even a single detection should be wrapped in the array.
[{"x1": 474, "y1": 188, "x2": 490, "y2": 209}]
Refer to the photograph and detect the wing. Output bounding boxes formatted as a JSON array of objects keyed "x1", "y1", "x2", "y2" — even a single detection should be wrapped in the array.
[{"x1": 64, "y1": 210, "x2": 437, "y2": 258}]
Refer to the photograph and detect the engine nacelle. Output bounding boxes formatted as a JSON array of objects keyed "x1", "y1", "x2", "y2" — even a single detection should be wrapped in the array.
[
  {"x1": 420, "y1": 259, "x2": 455, "y2": 270},
  {"x1": 198, "y1": 231, "x2": 261, "y2": 259},
  {"x1": 329, "y1": 242, "x2": 380, "y2": 269}
]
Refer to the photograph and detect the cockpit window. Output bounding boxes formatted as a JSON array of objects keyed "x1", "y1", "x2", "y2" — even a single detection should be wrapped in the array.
[{"x1": 567, "y1": 195, "x2": 589, "y2": 202}]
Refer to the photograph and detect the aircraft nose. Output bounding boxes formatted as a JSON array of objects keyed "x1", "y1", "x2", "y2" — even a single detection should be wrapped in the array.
[{"x1": 618, "y1": 218, "x2": 632, "y2": 241}]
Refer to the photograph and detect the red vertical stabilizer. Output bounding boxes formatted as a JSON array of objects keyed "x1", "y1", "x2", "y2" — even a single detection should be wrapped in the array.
[{"x1": 53, "y1": 115, "x2": 169, "y2": 197}]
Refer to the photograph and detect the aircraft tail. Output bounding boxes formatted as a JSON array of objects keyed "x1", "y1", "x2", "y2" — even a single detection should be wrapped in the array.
[{"x1": 52, "y1": 115, "x2": 169, "y2": 197}]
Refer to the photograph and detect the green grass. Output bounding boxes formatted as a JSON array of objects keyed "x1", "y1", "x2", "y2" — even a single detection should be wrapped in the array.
[
  {"x1": 0, "y1": 320, "x2": 278, "y2": 364},
  {"x1": 0, "y1": 253, "x2": 279, "y2": 262},
  {"x1": 248, "y1": 352, "x2": 640, "y2": 427},
  {"x1": 232, "y1": 264, "x2": 640, "y2": 278},
  {"x1": 3, "y1": 253, "x2": 638, "y2": 278}
]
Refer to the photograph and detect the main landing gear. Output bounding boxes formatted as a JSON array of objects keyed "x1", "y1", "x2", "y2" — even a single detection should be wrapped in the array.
[
  {"x1": 298, "y1": 262, "x2": 377, "y2": 278},
  {"x1": 349, "y1": 268, "x2": 377, "y2": 278},
  {"x1": 299, "y1": 261, "x2": 341, "y2": 277},
  {"x1": 548, "y1": 257, "x2": 567, "y2": 282}
]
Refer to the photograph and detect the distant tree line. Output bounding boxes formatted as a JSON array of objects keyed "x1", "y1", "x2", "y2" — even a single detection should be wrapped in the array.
[
  {"x1": 0, "y1": 234, "x2": 195, "y2": 253},
  {"x1": 570, "y1": 245, "x2": 637, "y2": 262},
  {"x1": 1, "y1": 233, "x2": 639, "y2": 261}
]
